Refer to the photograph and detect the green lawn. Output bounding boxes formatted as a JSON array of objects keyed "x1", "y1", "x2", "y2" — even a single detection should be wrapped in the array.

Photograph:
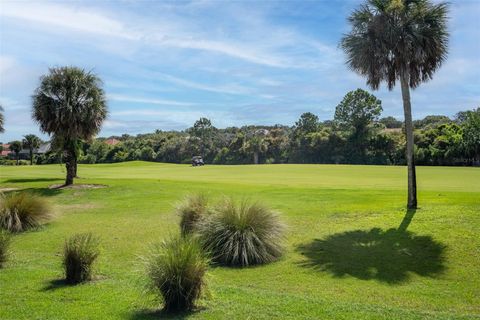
[{"x1": 0, "y1": 162, "x2": 479, "y2": 319}]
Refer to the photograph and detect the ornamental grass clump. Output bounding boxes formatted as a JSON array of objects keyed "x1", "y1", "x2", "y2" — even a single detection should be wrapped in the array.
[
  {"x1": 0, "y1": 192, "x2": 52, "y2": 232},
  {"x1": 198, "y1": 198, "x2": 286, "y2": 267},
  {"x1": 63, "y1": 233, "x2": 100, "y2": 284},
  {"x1": 177, "y1": 194, "x2": 210, "y2": 235},
  {"x1": 0, "y1": 230, "x2": 11, "y2": 268},
  {"x1": 145, "y1": 235, "x2": 208, "y2": 312}
]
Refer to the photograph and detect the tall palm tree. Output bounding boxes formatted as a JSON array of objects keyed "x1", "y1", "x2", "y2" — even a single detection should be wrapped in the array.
[
  {"x1": 8, "y1": 140, "x2": 22, "y2": 165},
  {"x1": 0, "y1": 105, "x2": 5, "y2": 133},
  {"x1": 32, "y1": 67, "x2": 108, "y2": 185},
  {"x1": 23, "y1": 134, "x2": 41, "y2": 165},
  {"x1": 341, "y1": 0, "x2": 448, "y2": 209}
]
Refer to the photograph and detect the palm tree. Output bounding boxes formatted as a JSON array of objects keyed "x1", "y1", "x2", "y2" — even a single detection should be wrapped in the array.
[
  {"x1": 0, "y1": 105, "x2": 5, "y2": 133},
  {"x1": 32, "y1": 67, "x2": 108, "y2": 185},
  {"x1": 341, "y1": 0, "x2": 448, "y2": 209},
  {"x1": 23, "y1": 134, "x2": 41, "y2": 165},
  {"x1": 244, "y1": 136, "x2": 268, "y2": 164},
  {"x1": 8, "y1": 140, "x2": 22, "y2": 165}
]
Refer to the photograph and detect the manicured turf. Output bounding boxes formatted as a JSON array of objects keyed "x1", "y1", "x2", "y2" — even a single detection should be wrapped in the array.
[{"x1": 0, "y1": 162, "x2": 479, "y2": 319}]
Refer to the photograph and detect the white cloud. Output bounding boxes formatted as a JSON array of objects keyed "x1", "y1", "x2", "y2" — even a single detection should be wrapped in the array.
[
  {"x1": 0, "y1": 1, "x2": 336, "y2": 69},
  {"x1": 108, "y1": 94, "x2": 197, "y2": 107},
  {"x1": 1, "y1": 1, "x2": 139, "y2": 40}
]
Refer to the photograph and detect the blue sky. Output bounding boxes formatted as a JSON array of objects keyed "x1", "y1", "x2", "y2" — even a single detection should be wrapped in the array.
[{"x1": 0, "y1": 0, "x2": 479, "y2": 142}]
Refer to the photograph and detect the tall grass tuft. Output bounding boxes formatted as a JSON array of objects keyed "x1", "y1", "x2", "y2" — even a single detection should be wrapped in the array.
[
  {"x1": 0, "y1": 192, "x2": 52, "y2": 232},
  {"x1": 145, "y1": 235, "x2": 208, "y2": 312},
  {"x1": 63, "y1": 233, "x2": 100, "y2": 284},
  {"x1": 198, "y1": 198, "x2": 286, "y2": 267},
  {"x1": 177, "y1": 194, "x2": 209, "y2": 235},
  {"x1": 0, "y1": 230, "x2": 12, "y2": 268}
]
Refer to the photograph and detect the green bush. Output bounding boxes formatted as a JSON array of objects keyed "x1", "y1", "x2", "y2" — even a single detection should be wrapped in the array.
[
  {"x1": 0, "y1": 192, "x2": 52, "y2": 232},
  {"x1": 198, "y1": 198, "x2": 286, "y2": 267},
  {"x1": 0, "y1": 159, "x2": 17, "y2": 166},
  {"x1": 177, "y1": 194, "x2": 210, "y2": 235},
  {"x1": 0, "y1": 230, "x2": 12, "y2": 268},
  {"x1": 145, "y1": 235, "x2": 208, "y2": 312},
  {"x1": 63, "y1": 233, "x2": 100, "y2": 284}
]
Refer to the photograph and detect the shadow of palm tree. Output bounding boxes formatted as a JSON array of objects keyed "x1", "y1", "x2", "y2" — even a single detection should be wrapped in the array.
[
  {"x1": 296, "y1": 226, "x2": 446, "y2": 284},
  {"x1": 129, "y1": 307, "x2": 205, "y2": 320}
]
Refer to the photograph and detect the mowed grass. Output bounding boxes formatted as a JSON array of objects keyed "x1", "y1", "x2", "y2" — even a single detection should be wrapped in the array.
[{"x1": 0, "y1": 162, "x2": 479, "y2": 319}]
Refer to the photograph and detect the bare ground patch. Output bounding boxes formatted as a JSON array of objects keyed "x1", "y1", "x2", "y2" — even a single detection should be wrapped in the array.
[{"x1": 0, "y1": 188, "x2": 19, "y2": 192}]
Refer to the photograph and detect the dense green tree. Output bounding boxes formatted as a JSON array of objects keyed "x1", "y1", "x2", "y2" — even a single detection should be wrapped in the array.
[
  {"x1": 8, "y1": 140, "x2": 22, "y2": 165},
  {"x1": 413, "y1": 115, "x2": 451, "y2": 129},
  {"x1": 334, "y1": 89, "x2": 382, "y2": 163},
  {"x1": 380, "y1": 116, "x2": 403, "y2": 129},
  {"x1": 455, "y1": 108, "x2": 479, "y2": 124},
  {"x1": 190, "y1": 118, "x2": 216, "y2": 158},
  {"x1": 290, "y1": 113, "x2": 320, "y2": 163},
  {"x1": 32, "y1": 67, "x2": 108, "y2": 185},
  {"x1": 293, "y1": 112, "x2": 319, "y2": 136},
  {"x1": 341, "y1": 0, "x2": 449, "y2": 209},
  {"x1": 22, "y1": 134, "x2": 41, "y2": 165},
  {"x1": 462, "y1": 109, "x2": 480, "y2": 164}
]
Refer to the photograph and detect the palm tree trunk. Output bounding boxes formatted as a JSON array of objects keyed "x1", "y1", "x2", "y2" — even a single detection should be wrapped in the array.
[
  {"x1": 400, "y1": 73, "x2": 417, "y2": 209},
  {"x1": 29, "y1": 149, "x2": 33, "y2": 165},
  {"x1": 253, "y1": 152, "x2": 259, "y2": 164},
  {"x1": 64, "y1": 148, "x2": 75, "y2": 186},
  {"x1": 73, "y1": 158, "x2": 78, "y2": 177}
]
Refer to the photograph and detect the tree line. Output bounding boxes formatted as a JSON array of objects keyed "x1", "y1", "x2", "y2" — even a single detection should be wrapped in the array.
[{"x1": 17, "y1": 89, "x2": 476, "y2": 167}]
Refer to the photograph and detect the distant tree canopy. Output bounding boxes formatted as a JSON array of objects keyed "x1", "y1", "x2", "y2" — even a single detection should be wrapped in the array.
[
  {"x1": 380, "y1": 116, "x2": 403, "y2": 129},
  {"x1": 334, "y1": 89, "x2": 382, "y2": 132},
  {"x1": 334, "y1": 89, "x2": 383, "y2": 163},
  {"x1": 294, "y1": 112, "x2": 319, "y2": 135},
  {"x1": 26, "y1": 104, "x2": 472, "y2": 168}
]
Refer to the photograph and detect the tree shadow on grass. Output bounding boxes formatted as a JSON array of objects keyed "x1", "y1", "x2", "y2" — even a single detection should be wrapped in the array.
[
  {"x1": 296, "y1": 210, "x2": 446, "y2": 284},
  {"x1": 129, "y1": 307, "x2": 205, "y2": 320},
  {"x1": 17, "y1": 187, "x2": 62, "y2": 197},
  {"x1": 3, "y1": 178, "x2": 62, "y2": 183}
]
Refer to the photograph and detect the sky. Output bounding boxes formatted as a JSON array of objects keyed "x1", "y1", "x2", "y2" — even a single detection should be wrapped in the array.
[{"x1": 0, "y1": 0, "x2": 479, "y2": 142}]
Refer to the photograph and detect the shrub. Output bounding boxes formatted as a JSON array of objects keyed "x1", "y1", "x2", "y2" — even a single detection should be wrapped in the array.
[
  {"x1": 0, "y1": 230, "x2": 12, "y2": 268},
  {"x1": 177, "y1": 194, "x2": 210, "y2": 235},
  {"x1": 0, "y1": 192, "x2": 52, "y2": 232},
  {"x1": 145, "y1": 235, "x2": 208, "y2": 312},
  {"x1": 63, "y1": 233, "x2": 100, "y2": 284},
  {"x1": 198, "y1": 199, "x2": 286, "y2": 267}
]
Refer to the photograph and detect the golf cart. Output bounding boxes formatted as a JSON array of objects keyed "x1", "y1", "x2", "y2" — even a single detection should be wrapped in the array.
[{"x1": 192, "y1": 156, "x2": 205, "y2": 166}]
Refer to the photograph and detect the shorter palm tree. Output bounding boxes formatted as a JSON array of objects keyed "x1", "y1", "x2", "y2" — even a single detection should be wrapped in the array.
[
  {"x1": 23, "y1": 134, "x2": 41, "y2": 165},
  {"x1": 32, "y1": 67, "x2": 108, "y2": 185},
  {"x1": 8, "y1": 141, "x2": 22, "y2": 165}
]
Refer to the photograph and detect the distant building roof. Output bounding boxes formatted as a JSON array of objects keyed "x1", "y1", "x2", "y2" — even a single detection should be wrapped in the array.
[
  {"x1": 105, "y1": 138, "x2": 120, "y2": 146},
  {"x1": 36, "y1": 142, "x2": 51, "y2": 154},
  {"x1": 17, "y1": 142, "x2": 51, "y2": 155},
  {"x1": 1, "y1": 144, "x2": 11, "y2": 157}
]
